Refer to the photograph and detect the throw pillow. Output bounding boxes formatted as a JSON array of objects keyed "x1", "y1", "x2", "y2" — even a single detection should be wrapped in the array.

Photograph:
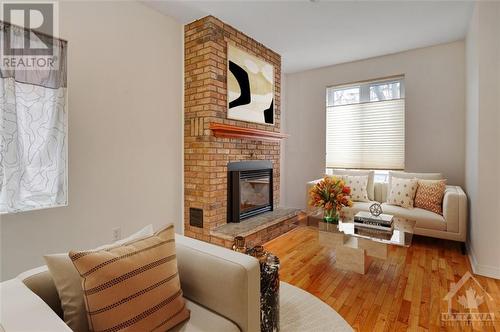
[
  {"x1": 329, "y1": 170, "x2": 375, "y2": 201},
  {"x1": 69, "y1": 224, "x2": 190, "y2": 332},
  {"x1": 342, "y1": 175, "x2": 370, "y2": 202},
  {"x1": 44, "y1": 224, "x2": 154, "y2": 332},
  {"x1": 386, "y1": 177, "x2": 418, "y2": 208},
  {"x1": 415, "y1": 179, "x2": 447, "y2": 215}
]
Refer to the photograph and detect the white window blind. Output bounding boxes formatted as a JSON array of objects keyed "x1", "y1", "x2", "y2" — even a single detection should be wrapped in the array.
[{"x1": 326, "y1": 77, "x2": 405, "y2": 170}]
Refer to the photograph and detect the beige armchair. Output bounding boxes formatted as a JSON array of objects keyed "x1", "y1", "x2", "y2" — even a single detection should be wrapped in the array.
[{"x1": 0, "y1": 234, "x2": 260, "y2": 332}]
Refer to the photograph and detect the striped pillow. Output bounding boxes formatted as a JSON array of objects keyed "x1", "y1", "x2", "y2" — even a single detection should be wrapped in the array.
[{"x1": 69, "y1": 225, "x2": 189, "y2": 332}]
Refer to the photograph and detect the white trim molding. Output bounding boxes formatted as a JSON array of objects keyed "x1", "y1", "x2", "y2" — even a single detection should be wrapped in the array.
[{"x1": 467, "y1": 243, "x2": 500, "y2": 279}]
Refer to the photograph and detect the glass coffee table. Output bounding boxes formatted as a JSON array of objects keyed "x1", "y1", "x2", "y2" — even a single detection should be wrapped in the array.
[{"x1": 318, "y1": 217, "x2": 415, "y2": 274}]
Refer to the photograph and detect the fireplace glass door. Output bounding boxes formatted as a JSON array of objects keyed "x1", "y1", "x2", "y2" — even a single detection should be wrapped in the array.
[
  {"x1": 240, "y1": 176, "x2": 271, "y2": 214},
  {"x1": 228, "y1": 163, "x2": 273, "y2": 222}
]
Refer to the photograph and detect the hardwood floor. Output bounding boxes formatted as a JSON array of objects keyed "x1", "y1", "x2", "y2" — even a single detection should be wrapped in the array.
[{"x1": 264, "y1": 226, "x2": 500, "y2": 332}]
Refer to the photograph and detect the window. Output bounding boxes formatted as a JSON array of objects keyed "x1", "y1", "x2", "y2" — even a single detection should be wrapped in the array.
[
  {"x1": 326, "y1": 77, "x2": 405, "y2": 170},
  {"x1": 370, "y1": 81, "x2": 401, "y2": 101},
  {"x1": 328, "y1": 86, "x2": 360, "y2": 106}
]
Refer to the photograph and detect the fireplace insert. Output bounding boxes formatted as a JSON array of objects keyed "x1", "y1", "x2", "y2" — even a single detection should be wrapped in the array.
[{"x1": 228, "y1": 160, "x2": 273, "y2": 222}]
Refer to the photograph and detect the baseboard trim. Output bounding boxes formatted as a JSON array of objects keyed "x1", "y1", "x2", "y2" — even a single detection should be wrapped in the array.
[{"x1": 466, "y1": 243, "x2": 500, "y2": 279}]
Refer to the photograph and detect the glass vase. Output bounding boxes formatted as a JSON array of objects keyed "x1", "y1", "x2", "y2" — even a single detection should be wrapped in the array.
[
  {"x1": 323, "y1": 208, "x2": 339, "y2": 224},
  {"x1": 232, "y1": 236, "x2": 247, "y2": 253}
]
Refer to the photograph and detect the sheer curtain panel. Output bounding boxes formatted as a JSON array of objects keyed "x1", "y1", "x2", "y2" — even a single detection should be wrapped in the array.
[{"x1": 0, "y1": 21, "x2": 68, "y2": 213}]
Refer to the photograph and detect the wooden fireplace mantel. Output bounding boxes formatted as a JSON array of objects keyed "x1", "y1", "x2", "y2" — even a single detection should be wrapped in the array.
[{"x1": 209, "y1": 123, "x2": 288, "y2": 142}]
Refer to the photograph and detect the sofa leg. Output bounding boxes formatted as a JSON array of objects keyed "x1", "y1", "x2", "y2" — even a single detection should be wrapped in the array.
[{"x1": 460, "y1": 242, "x2": 467, "y2": 255}]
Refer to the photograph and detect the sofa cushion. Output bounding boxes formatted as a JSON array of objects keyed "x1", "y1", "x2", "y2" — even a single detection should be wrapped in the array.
[
  {"x1": 341, "y1": 175, "x2": 369, "y2": 202},
  {"x1": 374, "y1": 182, "x2": 388, "y2": 203},
  {"x1": 43, "y1": 254, "x2": 88, "y2": 332},
  {"x1": 386, "y1": 177, "x2": 418, "y2": 208},
  {"x1": 415, "y1": 179, "x2": 447, "y2": 215},
  {"x1": 341, "y1": 201, "x2": 378, "y2": 219},
  {"x1": 69, "y1": 224, "x2": 190, "y2": 332},
  {"x1": 171, "y1": 299, "x2": 240, "y2": 332},
  {"x1": 329, "y1": 170, "x2": 375, "y2": 201},
  {"x1": 381, "y1": 203, "x2": 446, "y2": 231},
  {"x1": 44, "y1": 224, "x2": 154, "y2": 332}
]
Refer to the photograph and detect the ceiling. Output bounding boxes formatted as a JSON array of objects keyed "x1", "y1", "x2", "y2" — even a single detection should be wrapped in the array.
[{"x1": 146, "y1": 1, "x2": 474, "y2": 73}]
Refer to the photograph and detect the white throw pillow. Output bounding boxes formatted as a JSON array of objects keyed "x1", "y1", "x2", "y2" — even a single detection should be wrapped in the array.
[
  {"x1": 342, "y1": 175, "x2": 370, "y2": 202},
  {"x1": 44, "y1": 224, "x2": 154, "y2": 332},
  {"x1": 386, "y1": 177, "x2": 418, "y2": 209},
  {"x1": 329, "y1": 170, "x2": 375, "y2": 201}
]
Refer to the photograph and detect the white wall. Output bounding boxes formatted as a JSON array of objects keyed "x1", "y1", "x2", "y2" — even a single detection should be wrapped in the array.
[
  {"x1": 280, "y1": 71, "x2": 287, "y2": 205},
  {"x1": 0, "y1": 1, "x2": 183, "y2": 280},
  {"x1": 465, "y1": 1, "x2": 479, "y2": 276},
  {"x1": 283, "y1": 41, "x2": 466, "y2": 208},
  {"x1": 465, "y1": 1, "x2": 500, "y2": 279}
]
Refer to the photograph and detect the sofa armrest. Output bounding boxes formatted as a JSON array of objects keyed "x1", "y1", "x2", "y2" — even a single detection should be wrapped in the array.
[
  {"x1": 174, "y1": 234, "x2": 260, "y2": 332},
  {"x1": 0, "y1": 279, "x2": 71, "y2": 332},
  {"x1": 442, "y1": 185, "x2": 467, "y2": 240}
]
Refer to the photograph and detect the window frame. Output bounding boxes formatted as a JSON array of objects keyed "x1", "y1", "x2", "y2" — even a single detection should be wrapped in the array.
[
  {"x1": 327, "y1": 76, "x2": 405, "y2": 107},
  {"x1": 325, "y1": 75, "x2": 406, "y2": 172}
]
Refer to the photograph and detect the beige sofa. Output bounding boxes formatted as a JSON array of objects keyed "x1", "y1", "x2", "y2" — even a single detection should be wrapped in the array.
[
  {"x1": 306, "y1": 171, "x2": 467, "y2": 243},
  {"x1": 0, "y1": 234, "x2": 260, "y2": 332}
]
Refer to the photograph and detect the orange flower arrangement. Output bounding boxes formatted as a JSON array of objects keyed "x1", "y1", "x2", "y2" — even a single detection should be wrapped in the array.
[{"x1": 309, "y1": 176, "x2": 353, "y2": 223}]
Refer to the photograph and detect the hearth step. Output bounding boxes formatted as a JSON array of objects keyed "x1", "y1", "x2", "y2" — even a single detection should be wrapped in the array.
[{"x1": 210, "y1": 207, "x2": 303, "y2": 248}]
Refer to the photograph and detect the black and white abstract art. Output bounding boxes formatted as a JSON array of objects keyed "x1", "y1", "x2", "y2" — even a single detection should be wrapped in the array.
[{"x1": 227, "y1": 45, "x2": 274, "y2": 125}]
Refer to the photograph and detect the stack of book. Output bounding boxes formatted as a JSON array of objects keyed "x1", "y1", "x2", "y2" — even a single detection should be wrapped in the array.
[{"x1": 354, "y1": 211, "x2": 394, "y2": 233}]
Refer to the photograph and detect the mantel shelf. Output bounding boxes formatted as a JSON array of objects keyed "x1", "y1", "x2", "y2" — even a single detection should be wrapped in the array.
[{"x1": 209, "y1": 123, "x2": 288, "y2": 142}]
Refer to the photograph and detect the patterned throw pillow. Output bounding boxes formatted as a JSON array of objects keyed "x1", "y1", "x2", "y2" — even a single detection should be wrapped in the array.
[
  {"x1": 329, "y1": 170, "x2": 375, "y2": 201},
  {"x1": 342, "y1": 175, "x2": 369, "y2": 202},
  {"x1": 69, "y1": 225, "x2": 190, "y2": 332},
  {"x1": 386, "y1": 177, "x2": 418, "y2": 208},
  {"x1": 44, "y1": 225, "x2": 155, "y2": 332},
  {"x1": 415, "y1": 179, "x2": 447, "y2": 214}
]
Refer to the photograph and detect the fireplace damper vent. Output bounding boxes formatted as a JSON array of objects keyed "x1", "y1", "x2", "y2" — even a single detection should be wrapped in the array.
[{"x1": 228, "y1": 161, "x2": 273, "y2": 223}]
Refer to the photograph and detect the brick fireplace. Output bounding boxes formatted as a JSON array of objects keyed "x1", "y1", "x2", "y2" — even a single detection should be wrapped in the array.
[{"x1": 184, "y1": 16, "x2": 294, "y2": 247}]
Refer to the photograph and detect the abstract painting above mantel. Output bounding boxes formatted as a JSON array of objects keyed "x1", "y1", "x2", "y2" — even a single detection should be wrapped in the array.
[{"x1": 227, "y1": 44, "x2": 274, "y2": 125}]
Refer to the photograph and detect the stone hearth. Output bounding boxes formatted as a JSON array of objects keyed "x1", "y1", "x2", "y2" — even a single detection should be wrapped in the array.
[{"x1": 210, "y1": 208, "x2": 301, "y2": 248}]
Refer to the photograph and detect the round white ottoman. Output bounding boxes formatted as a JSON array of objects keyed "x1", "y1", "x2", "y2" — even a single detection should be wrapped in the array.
[{"x1": 280, "y1": 282, "x2": 353, "y2": 332}]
